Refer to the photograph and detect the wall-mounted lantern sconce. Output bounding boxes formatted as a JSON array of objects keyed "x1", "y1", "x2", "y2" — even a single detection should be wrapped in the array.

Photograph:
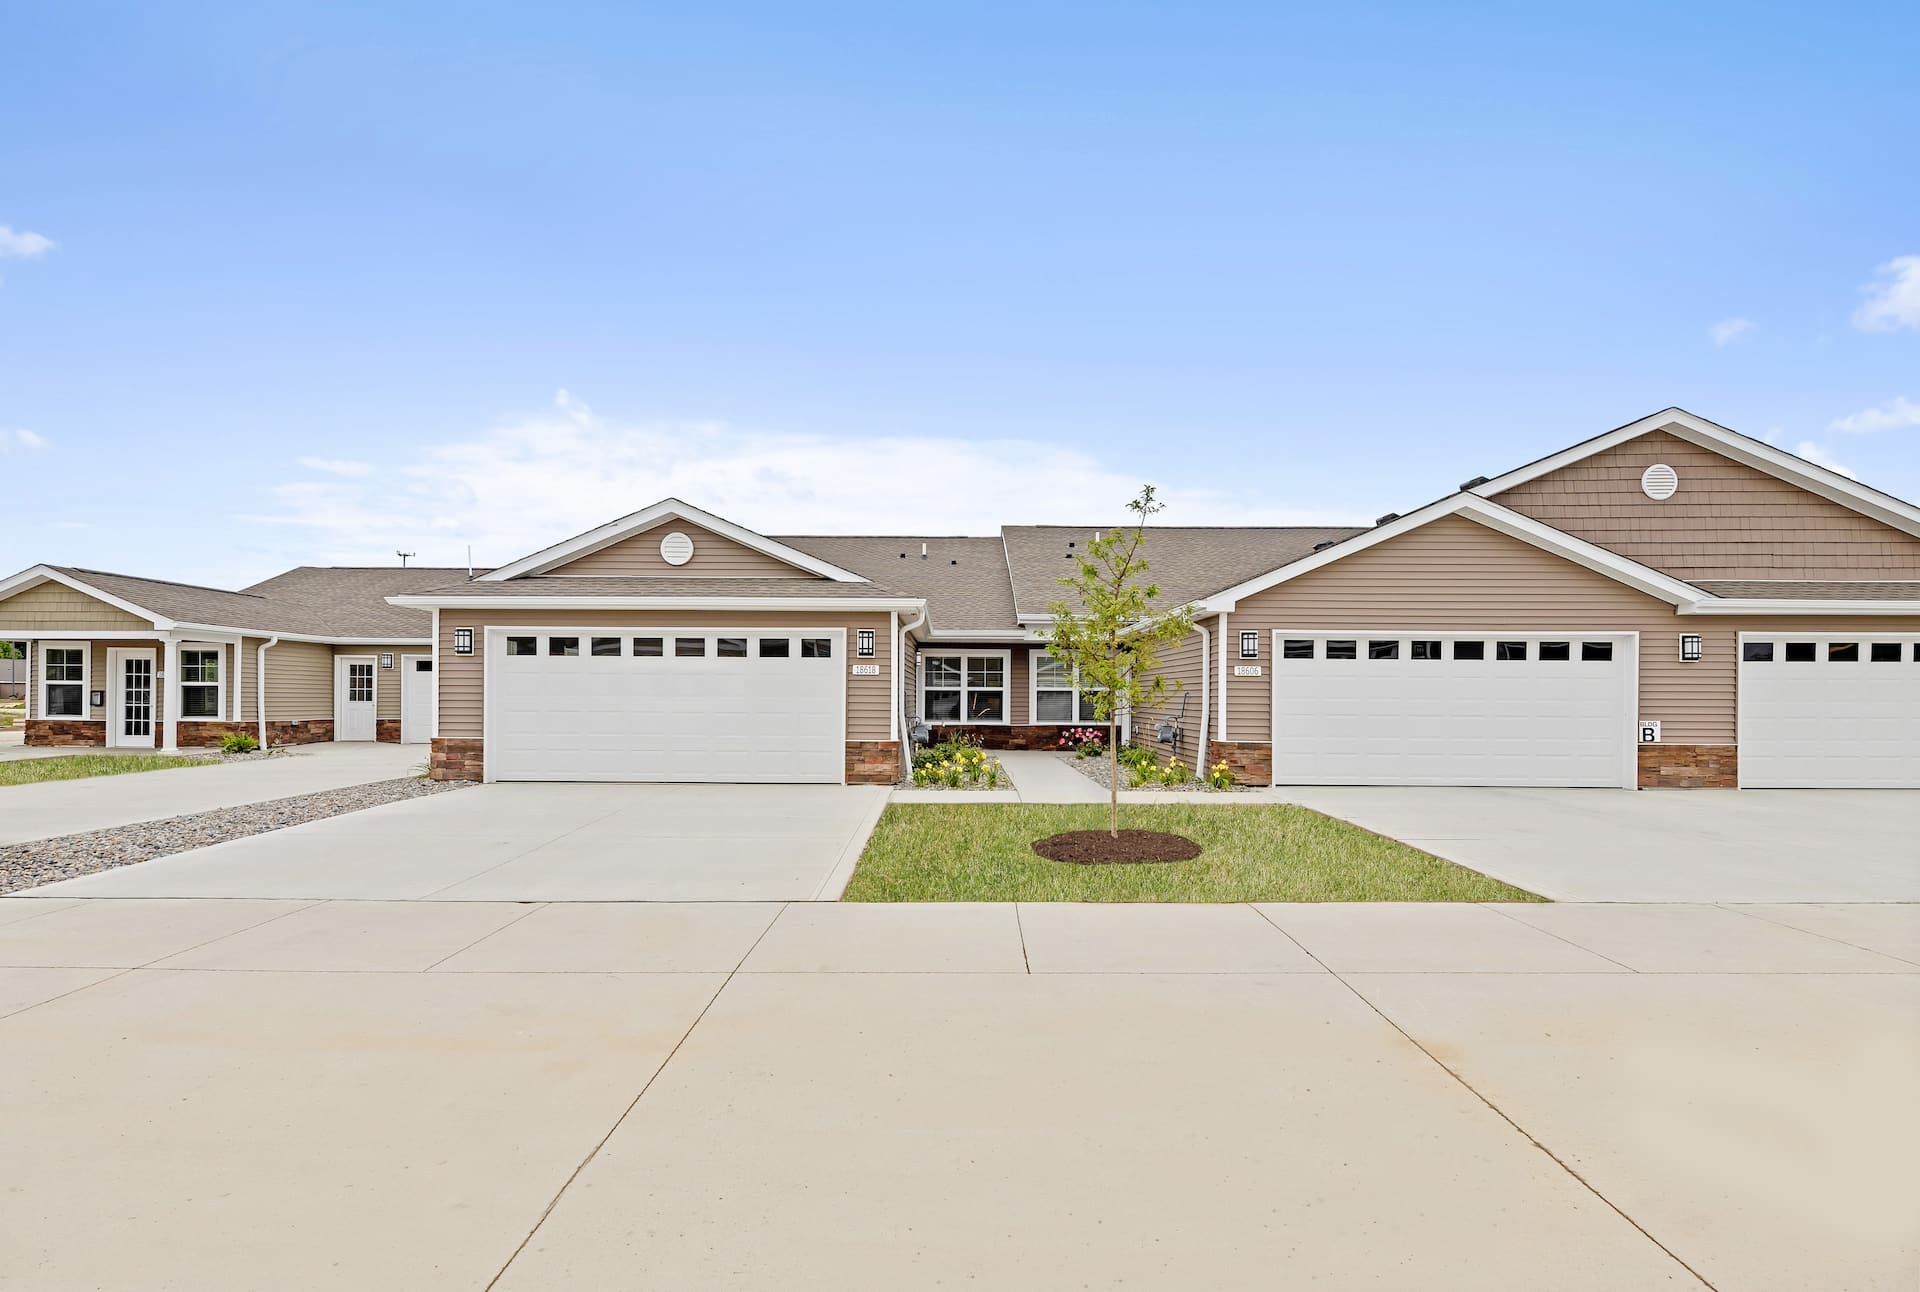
[
  {"x1": 453, "y1": 628, "x2": 474, "y2": 656},
  {"x1": 1679, "y1": 634, "x2": 1703, "y2": 662}
]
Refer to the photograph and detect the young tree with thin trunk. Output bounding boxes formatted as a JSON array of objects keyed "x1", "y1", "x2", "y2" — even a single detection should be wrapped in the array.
[{"x1": 1044, "y1": 486, "x2": 1196, "y2": 838}]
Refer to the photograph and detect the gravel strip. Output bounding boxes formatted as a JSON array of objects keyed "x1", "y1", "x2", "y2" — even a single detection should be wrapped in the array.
[
  {"x1": 1055, "y1": 750, "x2": 1247, "y2": 793},
  {"x1": 1, "y1": 776, "x2": 475, "y2": 895}
]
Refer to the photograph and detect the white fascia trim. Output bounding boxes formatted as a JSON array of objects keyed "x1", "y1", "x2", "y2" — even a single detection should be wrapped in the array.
[
  {"x1": 1468, "y1": 407, "x2": 1920, "y2": 539},
  {"x1": 170, "y1": 622, "x2": 430, "y2": 646},
  {"x1": 0, "y1": 565, "x2": 173, "y2": 628},
  {"x1": 387, "y1": 595, "x2": 927, "y2": 614},
  {"x1": 1199, "y1": 494, "x2": 1707, "y2": 612},
  {"x1": 1679, "y1": 599, "x2": 1920, "y2": 616},
  {"x1": 919, "y1": 629, "x2": 1048, "y2": 643},
  {"x1": 475, "y1": 498, "x2": 870, "y2": 583}
]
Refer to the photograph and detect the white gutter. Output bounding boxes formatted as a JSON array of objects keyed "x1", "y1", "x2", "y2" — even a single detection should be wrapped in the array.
[
  {"x1": 1677, "y1": 599, "x2": 1920, "y2": 616},
  {"x1": 896, "y1": 602, "x2": 929, "y2": 770},
  {"x1": 385, "y1": 595, "x2": 925, "y2": 613},
  {"x1": 257, "y1": 637, "x2": 279, "y2": 747}
]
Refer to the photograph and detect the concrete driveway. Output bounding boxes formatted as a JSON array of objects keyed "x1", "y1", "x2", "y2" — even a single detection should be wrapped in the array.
[
  {"x1": 1273, "y1": 785, "x2": 1920, "y2": 902},
  {"x1": 0, "y1": 895, "x2": 1912, "y2": 1290},
  {"x1": 0, "y1": 741, "x2": 425, "y2": 845},
  {"x1": 26, "y1": 782, "x2": 891, "y2": 902}
]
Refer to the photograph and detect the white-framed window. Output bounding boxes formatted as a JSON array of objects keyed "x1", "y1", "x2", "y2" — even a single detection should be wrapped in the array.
[
  {"x1": 40, "y1": 641, "x2": 88, "y2": 719},
  {"x1": 919, "y1": 650, "x2": 1008, "y2": 724},
  {"x1": 179, "y1": 645, "x2": 224, "y2": 719},
  {"x1": 1029, "y1": 648, "x2": 1105, "y2": 723}
]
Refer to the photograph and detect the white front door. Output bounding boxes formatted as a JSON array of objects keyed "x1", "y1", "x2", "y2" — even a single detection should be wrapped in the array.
[
  {"x1": 487, "y1": 629, "x2": 846, "y2": 783},
  {"x1": 333, "y1": 655, "x2": 377, "y2": 742},
  {"x1": 107, "y1": 648, "x2": 156, "y2": 749},
  {"x1": 1269, "y1": 631, "x2": 1638, "y2": 788},
  {"x1": 1738, "y1": 634, "x2": 1920, "y2": 788},
  {"x1": 400, "y1": 654, "x2": 432, "y2": 745}
]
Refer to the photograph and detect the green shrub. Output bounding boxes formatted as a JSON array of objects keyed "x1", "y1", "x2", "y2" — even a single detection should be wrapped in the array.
[
  {"x1": 219, "y1": 731, "x2": 261, "y2": 754},
  {"x1": 1157, "y1": 757, "x2": 1188, "y2": 787}
]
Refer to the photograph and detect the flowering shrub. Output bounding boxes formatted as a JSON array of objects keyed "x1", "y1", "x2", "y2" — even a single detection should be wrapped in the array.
[
  {"x1": 1158, "y1": 757, "x2": 1188, "y2": 787},
  {"x1": 1057, "y1": 727, "x2": 1106, "y2": 758},
  {"x1": 910, "y1": 739, "x2": 1006, "y2": 789},
  {"x1": 1206, "y1": 760, "x2": 1235, "y2": 790}
]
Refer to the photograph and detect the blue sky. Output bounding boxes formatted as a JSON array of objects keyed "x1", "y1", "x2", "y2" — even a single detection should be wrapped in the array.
[{"x1": 3, "y1": 2, "x2": 1916, "y2": 587}]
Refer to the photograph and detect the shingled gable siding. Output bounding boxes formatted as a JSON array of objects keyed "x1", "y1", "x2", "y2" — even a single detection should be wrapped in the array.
[
  {"x1": 0, "y1": 580, "x2": 153, "y2": 632},
  {"x1": 434, "y1": 609, "x2": 896, "y2": 742},
  {"x1": 546, "y1": 520, "x2": 817, "y2": 578},
  {"x1": 1491, "y1": 429, "x2": 1920, "y2": 581},
  {"x1": 1221, "y1": 513, "x2": 1920, "y2": 752}
]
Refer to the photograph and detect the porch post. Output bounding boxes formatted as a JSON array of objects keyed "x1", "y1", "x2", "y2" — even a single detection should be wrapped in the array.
[
  {"x1": 162, "y1": 636, "x2": 181, "y2": 752},
  {"x1": 22, "y1": 637, "x2": 32, "y2": 723},
  {"x1": 230, "y1": 640, "x2": 242, "y2": 726}
]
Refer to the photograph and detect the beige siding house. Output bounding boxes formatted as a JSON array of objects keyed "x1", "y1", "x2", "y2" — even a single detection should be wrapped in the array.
[{"x1": 9, "y1": 407, "x2": 1920, "y2": 788}]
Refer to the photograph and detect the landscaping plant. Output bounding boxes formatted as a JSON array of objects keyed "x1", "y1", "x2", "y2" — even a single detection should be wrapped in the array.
[
  {"x1": 1043, "y1": 485, "x2": 1196, "y2": 840},
  {"x1": 220, "y1": 731, "x2": 261, "y2": 754}
]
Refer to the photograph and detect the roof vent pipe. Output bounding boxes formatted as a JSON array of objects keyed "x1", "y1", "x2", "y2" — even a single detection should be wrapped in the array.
[
  {"x1": 1460, "y1": 475, "x2": 1490, "y2": 490},
  {"x1": 1375, "y1": 512, "x2": 1400, "y2": 526},
  {"x1": 1311, "y1": 540, "x2": 1336, "y2": 552},
  {"x1": 921, "y1": 543, "x2": 928, "y2": 559}
]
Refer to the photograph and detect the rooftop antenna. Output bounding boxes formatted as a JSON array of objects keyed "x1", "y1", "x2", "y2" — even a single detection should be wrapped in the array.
[{"x1": 396, "y1": 550, "x2": 415, "y2": 568}]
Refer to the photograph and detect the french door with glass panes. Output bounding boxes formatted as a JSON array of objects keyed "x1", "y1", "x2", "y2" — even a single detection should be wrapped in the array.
[{"x1": 108, "y1": 648, "x2": 157, "y2": 748}]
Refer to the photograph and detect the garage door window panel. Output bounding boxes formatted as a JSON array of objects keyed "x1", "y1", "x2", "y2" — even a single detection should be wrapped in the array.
[
  {"x1": 676, "y1": 638, "x2": 705, "y2": 658},
  {"x1": 1582, "y1": 642, "x2": 1613, "y2": 662},
  {"x1": 506, "y1": 636, "x2": 537, "y2": 657},
  {"x1": 1870, "y1": 643, "x2": 1901, "y2": 663},
  {"x1": 1368, "y1": 640, "x2": 1399, "y2": 660},
  {"x1": 717, "y1": 637, "x2": 749, "y2": 658},
  {"x1": 633, "y1": 637, "x2": 663, "y2": 657},
  {"x1": 1497, "y1": 641, "x2": 1528, "y2": 661},
  {"x1": 801, "y1": 638, "x2": 833, "y2": 659},
  {"x1": 590, "y1": 637, "x2": 621, "y2": 657},
  {"x1": 1453, "y1": 641, "x2": 1485, "y2": 660},
  {"x1": 759, "y1": 638, "x2": 790, "y2": 658},
  {"x1": 1785, "y1": 642, "x2": 1816, "y2": 662},
  {"x1": 1282, "y1": 639, "x2": 1315, "y2": 660},
  {"x1": 1326, "y1": 640, "x2": 1357, "y2": 660},
  {"x1": 548, "y1": 637, "x2": 580, "y2": 657}
]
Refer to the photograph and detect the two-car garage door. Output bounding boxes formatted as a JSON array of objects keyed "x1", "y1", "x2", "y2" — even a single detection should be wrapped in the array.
[
  {"x1": 1269, "y1": 632, "x2": 1637, "y2": 788},
  {"x1": 1738, "y1": 634, "x2": 1920, "y2": 788},
  {"x1": 487, "y1": 628, "x2": 846, "y2": 783}
]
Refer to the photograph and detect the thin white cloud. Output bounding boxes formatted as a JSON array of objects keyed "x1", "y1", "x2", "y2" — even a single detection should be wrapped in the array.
[
  {"x1": 0, "y1": 226, "x2": 53, "y2": 259},
  {"x1": 0, "y1": 427, "x2": 46, "y2": 453},
  {"x1": 1708, "y1": 317, "x2": 1754, "y2": 346},
  {"x1": 1853, "y1": 256, "x2": 1920, "y2": 332},
  {"x1": 1826, "y1": 396, "x2": 1920, "y2": 435},
  {"x1": 244, "y1": 390, "x2": 1364, "y2": 567},
  {"x1": 1793, "y1": 441, "x2": 1856, "y2": 479},
  {"x1": 297, "y1": 456, "x2": 376, "y2": 478}
]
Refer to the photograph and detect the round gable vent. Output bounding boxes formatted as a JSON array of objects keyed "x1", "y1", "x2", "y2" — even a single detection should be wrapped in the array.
[
  {"x1": 659, "y1": 531, "x2": 695, "y2": 566},
  {"x1": 1640, "y1": 463, "x2": 1679, "y2": 500}
]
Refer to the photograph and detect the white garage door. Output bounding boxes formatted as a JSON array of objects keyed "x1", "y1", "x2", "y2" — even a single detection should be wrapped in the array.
[
  {"x1": 1269, "y1": 632, "x2": 1637, "y2": 788},
  {"x1": 487, "y1": 628, "x2": 846, "y2": 783},
  {"x1": 1738, "y1": 634, "x2": 1920, "y2": 789}
]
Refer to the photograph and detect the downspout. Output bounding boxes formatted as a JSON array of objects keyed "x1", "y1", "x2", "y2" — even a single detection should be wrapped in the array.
[
  {"x1": 257, "y1": 638, "x2": 280, "y2": 747},
  {"x1": 896, "y1": 601, "x2": 928, "y2": 779},
  {"x1": 1216, "y1": 612, "x2": 1229, "y2": 743},
  {"x1": 1194, "y1": 620, "x2": 1210, "y2": 776}
]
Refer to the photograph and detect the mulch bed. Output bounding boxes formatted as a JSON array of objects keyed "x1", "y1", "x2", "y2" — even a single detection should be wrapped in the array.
[{"x1": 1031, "y1": 829, "x2": 1203, "y2": 865}]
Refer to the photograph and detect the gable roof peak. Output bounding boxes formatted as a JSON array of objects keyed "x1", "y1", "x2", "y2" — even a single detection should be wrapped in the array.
[{"x1": 477, "y1": 497, "x2": 870, "y2": 583}]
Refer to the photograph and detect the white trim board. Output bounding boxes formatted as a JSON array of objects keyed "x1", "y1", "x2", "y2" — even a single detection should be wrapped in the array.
[{"x1": 476, "y1": 498, "x2": 871, "y2": 583}]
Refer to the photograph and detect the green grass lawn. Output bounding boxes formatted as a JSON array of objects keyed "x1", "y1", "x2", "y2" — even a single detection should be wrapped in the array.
[
  {"x1": 842, "y1": 803, "x2": 1543, "y2": 903},
  {"x1": 0, "y1": 753, "x2": 215, "y2": 788}
]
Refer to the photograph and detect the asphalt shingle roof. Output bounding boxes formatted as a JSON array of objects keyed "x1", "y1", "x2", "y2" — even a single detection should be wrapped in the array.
[
  {"x1": 773, "y1": 536, "x2": 1017, "y2": 631},
  {"x1": 46, "y1": 565, "x2": 473, "y2": 639},
  {"x1": 1693, "y1": 580, "x2": 1920, "y2": 601},
  {"x1": 998, "y1": 525, "x2": 1369, "y2": 618}
]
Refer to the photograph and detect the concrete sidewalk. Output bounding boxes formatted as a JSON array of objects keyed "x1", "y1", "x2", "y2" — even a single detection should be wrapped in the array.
[
  {"x1": 0, "y1": 897, "x2": 1912, "y2": 1290},
  {"x1": 0, "y1": 742, "x2": 424, "y2": 845}
]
